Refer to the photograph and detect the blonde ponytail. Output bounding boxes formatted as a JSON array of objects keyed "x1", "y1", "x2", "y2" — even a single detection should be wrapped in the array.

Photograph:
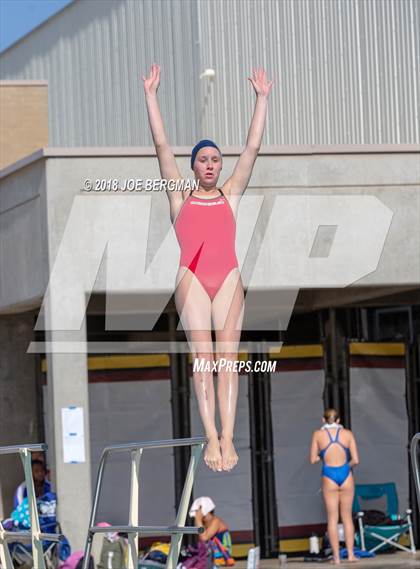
[{"x1": 323, "y1": 408, "x2": 339, "y2": 425}]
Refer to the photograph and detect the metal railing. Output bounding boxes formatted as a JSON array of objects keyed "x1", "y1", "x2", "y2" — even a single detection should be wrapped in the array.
[
  {"x1": 82, "y1": 436, "x2": 206, "y2": 569},
  {"x1": 411, "y1": 433, "x2": 420, "y2": 512},
  {"x1": 0, "y1": 444, "x2": 61, "y2": 569}
]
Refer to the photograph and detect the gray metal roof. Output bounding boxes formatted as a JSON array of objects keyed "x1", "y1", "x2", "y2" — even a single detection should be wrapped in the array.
[{"x1": 1, "y1": 0, "x2": 418, "y2": 146}]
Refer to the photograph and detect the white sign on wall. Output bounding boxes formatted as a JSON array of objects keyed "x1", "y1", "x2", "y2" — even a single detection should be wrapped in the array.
[{"x1": 61, "y1": 406, "x2": 85, "y2": 463}]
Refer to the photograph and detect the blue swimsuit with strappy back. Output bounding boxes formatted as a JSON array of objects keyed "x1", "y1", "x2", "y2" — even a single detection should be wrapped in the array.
[{"x1": 319, "y1": 428, "x2": 352, "y2": 487}]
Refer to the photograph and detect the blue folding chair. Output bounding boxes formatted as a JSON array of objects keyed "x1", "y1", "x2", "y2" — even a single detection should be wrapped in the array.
[{"x1": 353, "y1": 483, "x2": 416, "y2": 554}]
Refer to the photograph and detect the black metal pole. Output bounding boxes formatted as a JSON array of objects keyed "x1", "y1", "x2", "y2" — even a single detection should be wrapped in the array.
[
  {"x1": 406, "y1": 341, "x2": 420, "y2": 546},
  {"x1": 169, "y1": 314, "x2": 191, "y2": 534},
  {"x1": 329, "y1": 308, "x2": 340, "y2": 411},
  {"x1": 248, "y1": 362, "x2": 261, "y2": 549},
  {"x1": 260, "y1": 346, "x2": 279, "y2": 557},
  {"x1": 343, "y1": 339, "x2": 351, "y2": 429},
  {"x1": 249, "y1": 347, "x2": 279, "y2": 557}
]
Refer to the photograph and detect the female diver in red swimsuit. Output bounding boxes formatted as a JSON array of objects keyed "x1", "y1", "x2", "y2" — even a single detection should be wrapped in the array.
[{"x1": 143, "y1": 64, "x2": 273, "y2": 472}]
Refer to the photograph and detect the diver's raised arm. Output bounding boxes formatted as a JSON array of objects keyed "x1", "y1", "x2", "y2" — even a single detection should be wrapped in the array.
[
  {"x1": 224, "y1": 68, "x2": 273, "y2": 197},
  {"x1": 143, "y1": 64, "x2": 183, "y2": 187}
]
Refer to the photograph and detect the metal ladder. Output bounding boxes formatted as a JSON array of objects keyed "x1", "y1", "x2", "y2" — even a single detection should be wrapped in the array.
[
  {"x1": 411, "y1": 433, "x2": 420, "y2": 512},
  {"x1": 82, "y1": 436, "x2": 206, "y2": 569},
  {"x1": 0, "y1": 444, "x2": 61, "y2": 569}
]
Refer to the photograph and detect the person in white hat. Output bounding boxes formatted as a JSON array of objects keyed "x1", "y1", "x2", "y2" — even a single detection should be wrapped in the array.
[{"x1": 189, "y1": 496, "x2": 230, "y2": 544}]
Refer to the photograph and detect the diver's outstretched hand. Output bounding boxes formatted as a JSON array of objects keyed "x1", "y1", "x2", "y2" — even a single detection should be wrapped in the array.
[
  {"x1": 142, "y1": 63, "x2": 161, "y2": 96},
  {"x1": 248, "y1": 67, "x2": 273, "y2": 97}
]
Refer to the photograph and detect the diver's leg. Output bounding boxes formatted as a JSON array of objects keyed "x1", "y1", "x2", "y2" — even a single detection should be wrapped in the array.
[
  {"x1": 339, "y1": 474, "x2": 356, "y2": 562},
  {"x1": 175, "y1": 268, "x2": 221, "y2": 471},
  {"x1": 322, "y1": 477, "x2": 341, "y2": 564},
  {"x1": 212, "y1": 269, "x2": 244, "y2": 471}
]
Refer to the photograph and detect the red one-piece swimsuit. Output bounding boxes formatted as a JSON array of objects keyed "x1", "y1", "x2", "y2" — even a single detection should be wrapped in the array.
[{"x1": 174, "y1": 189, "x2": 238, "y2": 300}]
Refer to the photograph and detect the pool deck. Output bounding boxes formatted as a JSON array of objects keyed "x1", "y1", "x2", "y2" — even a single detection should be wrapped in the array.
[{"x1": 234, "y1": 551, "x2": 420, "y2": 568}]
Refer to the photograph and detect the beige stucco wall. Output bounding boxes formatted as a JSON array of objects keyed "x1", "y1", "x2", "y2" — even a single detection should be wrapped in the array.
[{"x1": 0, "y1": 82, "x2": 48, "y2": 169}]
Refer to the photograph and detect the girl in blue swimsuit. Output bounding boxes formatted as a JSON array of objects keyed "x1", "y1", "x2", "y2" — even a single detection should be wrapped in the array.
[{"x1": 310, "y1": 409, "x2": 360, "y2": 565}]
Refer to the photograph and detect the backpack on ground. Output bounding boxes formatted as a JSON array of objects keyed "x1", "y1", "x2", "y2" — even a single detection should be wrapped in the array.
[{"x1": 97, "y1": 535, "x2": 127, "y2": 569}]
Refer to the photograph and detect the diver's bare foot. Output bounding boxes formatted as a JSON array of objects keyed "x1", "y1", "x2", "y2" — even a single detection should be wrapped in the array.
[
  {"x1": 204, "y1": 436, "x2": 222, "y2": 472},
  {"x1": 330, "y1": 557, "x2": 341, "y2": 565},
  {"x1": 347, "y1": 556, "x2": 358, "y2": 563},
  {"x1": 220, "y1": 435, "x2": 238, "y2": 471}
]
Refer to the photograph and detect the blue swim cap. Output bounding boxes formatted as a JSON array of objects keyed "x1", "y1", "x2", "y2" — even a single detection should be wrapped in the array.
[{"x1": 191, "y1": 139, "x2": 221, "y2": 170}]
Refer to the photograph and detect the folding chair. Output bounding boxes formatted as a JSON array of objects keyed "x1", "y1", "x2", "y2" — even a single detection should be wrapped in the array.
[
  {"x1": 7, "y1": 520, "x2": 68, "y2": 569},
  {"x1": 353, "y1": 482, "x2": 416, "y2": 554},
  {"x1": 0, "y1": 444, "x2": 66, "y2": 569}
]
